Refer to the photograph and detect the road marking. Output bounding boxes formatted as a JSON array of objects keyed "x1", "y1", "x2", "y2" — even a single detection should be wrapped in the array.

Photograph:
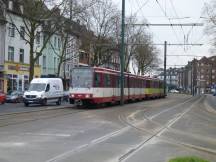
[
  {"x1": 0, "y1": 142, "x2": 26, "y2": 147},
  {"x1": 45, "y1": 126, "x2": 130, "y2": 162},
  {"x1": 149, "y1": 96, "x2": 198, "y2": 119},
  {"x1": 204, "y1": 100, "x2": 216, "y2": 114},
  {"x1": 23, "y1": 133, "x2": 71, "y2": 137},
  {"x1": 120, "y1": 96, "x2": 205, "y2": 161}
]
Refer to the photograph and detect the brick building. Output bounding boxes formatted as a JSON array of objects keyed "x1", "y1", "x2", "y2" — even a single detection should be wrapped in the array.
[{"x1": 178, "y1": 56, "x2": 216, "y2": 94}]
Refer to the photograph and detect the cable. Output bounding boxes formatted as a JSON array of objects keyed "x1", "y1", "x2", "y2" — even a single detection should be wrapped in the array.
[
  {"x1": 134, "y1": 0, "x2": 164, "y2": 44},
  {"x1": 169, "y1": 0, "x2": 187, "y2": 50},
  {"x1": 155, "y1": 0, "x2": 184, "y2": 51},
  {"x1": 134, "y1": 0, "x2": 150, "y2": 16}
]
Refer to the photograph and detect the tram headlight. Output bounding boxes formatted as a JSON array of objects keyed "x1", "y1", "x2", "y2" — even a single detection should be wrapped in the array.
[
  {"x1": 71, "y1": 94, "x2": 74, "y2": 98},
  {"x1": 85, "y1": 94, "x2": 90, "y2": 98}
]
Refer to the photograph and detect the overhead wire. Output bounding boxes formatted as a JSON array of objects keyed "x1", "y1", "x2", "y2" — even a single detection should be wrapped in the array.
[
  {"x1": 134, "y1": 0, "x2": 164, "y2": 43},
  {"x1": 155, "y1": 0, "x2": 185, "y2": 51},
  {"x1": 134, "y1": 0, "x2": 150, "y2": 16},
  {"x1": 169, "y1": 0, "x2": 187, "y2": 50}
]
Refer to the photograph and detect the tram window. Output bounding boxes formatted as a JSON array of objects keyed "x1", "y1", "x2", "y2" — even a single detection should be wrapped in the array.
[
  {"x1": 150, "y1": 81, "x2": 154, "y2": 88},
  {"x1": 117, "y1": 76, "x2": 120, "y2": 88},
  {"x1": 94, "y1": 73, "x2": 100, "y2": 87},
  {"x1": 105, "y1": 74, "x2": 111, "y2": 87},
  {"x1": 146, "y1": 80, "x2": 150, "y2": 88}
]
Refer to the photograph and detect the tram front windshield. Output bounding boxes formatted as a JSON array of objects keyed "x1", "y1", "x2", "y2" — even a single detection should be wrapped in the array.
[{"x1": 71, "y1": 68, "x2": 93, "y2": 88}]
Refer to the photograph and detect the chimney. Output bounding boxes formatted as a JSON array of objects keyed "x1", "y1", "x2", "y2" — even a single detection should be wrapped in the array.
[{"x1": 8, "y1": 0, "x2": 13, "y2": 10}]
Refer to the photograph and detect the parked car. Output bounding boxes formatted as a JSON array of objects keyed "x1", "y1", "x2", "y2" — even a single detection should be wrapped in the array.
[
  {"x1": 169, "y1": 89, "x2": 179, "y2": 93},
  {"x1": 6, "y1": 91, "x2": 24, "y2": 103},
  {"x1": 0, "y1": 92, "x2": 6, "y2": 104}
]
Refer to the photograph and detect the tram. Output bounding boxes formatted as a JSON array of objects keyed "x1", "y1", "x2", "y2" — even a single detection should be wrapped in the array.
[{"x1": 69, "y1": 67, "x2": 165, "y2": 106}]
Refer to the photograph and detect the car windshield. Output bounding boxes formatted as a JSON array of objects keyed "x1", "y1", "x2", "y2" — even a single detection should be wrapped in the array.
[
  {"x1": 28, "y1": 83, "x2": 46, "y2": 92},
  {"x1": 71, "y1": 68, "x2": 93, "y2": 88},
  {"x1": 10, "y1": 91, "x2": 20, "y2": 96}
]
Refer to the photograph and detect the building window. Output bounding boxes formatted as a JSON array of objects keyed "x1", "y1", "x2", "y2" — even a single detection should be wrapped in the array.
[
  {"x1": 8, "y1": 46, "x2": 14, "y2": 61},
  {"x1": 19, "y1": 49, "x2": 24, "y2": 63},
  {"x1": 36, "y1": 32, "x2": 40, "y2": 44},
  {"x1": 20, "y1": 26, "x2": 25, "y2": 39},
  {"x1": 8, "y1": 23, "x2": 15, "y2": 37},
  {"x1": 212, "y1": 75, "x2": 215, "y2": 79},
  {"x1": 7, "y1": 74, "x2": 17, "y2": 91},
  {"x1": 43, "y1": 56, "x2": 46, "y2": 69}
]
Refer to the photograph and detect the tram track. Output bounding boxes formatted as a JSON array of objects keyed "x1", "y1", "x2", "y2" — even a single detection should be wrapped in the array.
[
  {"x1": 0, "y1": 94, "x2": 191, "y2": 128},
  {"x1": 0, "y1": 106, "x2": 88, "y2": 128},
  {"x1": 45, "y1": 95, "x2": 215, "y2": 162},
  {"x1": 118, "y1": 95, "x2": 216, "y2": 161}
]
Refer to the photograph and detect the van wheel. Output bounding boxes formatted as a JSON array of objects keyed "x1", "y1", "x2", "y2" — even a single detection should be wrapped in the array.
[
  {"x1": 56, "y1": 98, "x2": 61, "y2": 105},
  {"x1": 42, "y1": 99, "x2": 47, "y2": 106}
]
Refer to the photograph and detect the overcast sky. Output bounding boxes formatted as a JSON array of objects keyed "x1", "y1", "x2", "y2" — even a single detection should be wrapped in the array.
[{"x1": 113, "y1": 0, "x2": 212, "y2": 68}]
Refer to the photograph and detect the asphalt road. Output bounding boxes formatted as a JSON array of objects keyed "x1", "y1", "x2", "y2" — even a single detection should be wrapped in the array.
[
  {"x1": 0, "y1": 101, "x2": 72, "y2": 114},
  {"x1": 0, "y1": 94, "x2": 215, "y2": 162}
]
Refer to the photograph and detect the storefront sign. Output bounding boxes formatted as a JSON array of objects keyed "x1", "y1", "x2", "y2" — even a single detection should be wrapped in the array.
[{"x1": 8, "y1": 65, "x2": 29, "y2": 71}]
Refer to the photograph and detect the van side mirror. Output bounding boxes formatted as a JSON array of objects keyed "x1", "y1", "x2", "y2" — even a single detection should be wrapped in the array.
[{"x1": 45, "y1": 84, "x2": 50, "y2": 92}]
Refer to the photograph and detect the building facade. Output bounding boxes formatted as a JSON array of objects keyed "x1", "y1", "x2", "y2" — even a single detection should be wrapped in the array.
[
  {"x1": 1, "y1": 0, "x2": 41, "y2": 92},
  {"x1": 177, "y1": 56, "x2": 216, "y2": 94},
  {"x1": 157, "y1": 67, "x2": 179, "y2": 90},
  {"x1": 0, "y1": 0, "x2": 6, "y2": 92},
  {"x1": 0, "y1": 0, "x2": 121, "y2": 92}
]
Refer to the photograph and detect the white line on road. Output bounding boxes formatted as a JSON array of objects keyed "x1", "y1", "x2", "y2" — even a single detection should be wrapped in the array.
[
  {"x1": 120, "y1": 96, "x2": 204, "y2": 161},
  {"x1": 23, "y1": 133, "x2": 72, "y2": 137},
  {"x1": 149, "y1": 96, "x2": 197, "y2": 119},
  {"x1": 45, "y1": 126, "x2": 130, "y2": 162}
]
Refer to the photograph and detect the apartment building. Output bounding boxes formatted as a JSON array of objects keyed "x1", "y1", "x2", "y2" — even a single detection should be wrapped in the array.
[
  {"x1": 0, "y1": 0, "x2": 6, "y2": 92},
  {"x1": 0, "y1": 0, "x2": 41, "y2": 92},
  {"x1": 178, "y1": 56, "x2": 216, "y2": 94}
]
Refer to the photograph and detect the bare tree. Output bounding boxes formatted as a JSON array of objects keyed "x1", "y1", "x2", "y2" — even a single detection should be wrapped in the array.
[
  {"x1": 132, "y1": 33, "x2": 159, "y2": 75},
  {"x1": 80, "y1": 0, "x2": 121, "y2": 66},
  {"x1": 124, "y1": 16, "x2": 149, "y2": 72},
  {"x1": 203, "y1": 0, "x2": 216, "y2": 50},
  {"x1": 8, "y1": 0, "x2": 64, "y2": 82}
]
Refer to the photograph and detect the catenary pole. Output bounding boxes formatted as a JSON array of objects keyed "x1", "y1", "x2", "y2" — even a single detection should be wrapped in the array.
[
  {"x1": 164, "y1": 41, "x2": 167, "y2": 96},
  {"x1": 120, "y1": 0, "x2": 125, "y2": 105}
]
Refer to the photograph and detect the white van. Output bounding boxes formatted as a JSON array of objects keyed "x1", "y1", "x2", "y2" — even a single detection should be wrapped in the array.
[{"x1": 23, "y1": 78, "x2": 63, "y2": 107}]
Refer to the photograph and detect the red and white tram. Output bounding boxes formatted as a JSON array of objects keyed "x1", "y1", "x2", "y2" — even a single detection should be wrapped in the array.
[{"x1": 69, "y1": 67, "x2": 165, "y2": 106}]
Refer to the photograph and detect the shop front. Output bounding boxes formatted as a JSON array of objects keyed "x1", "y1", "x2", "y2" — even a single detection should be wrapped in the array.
[{"x1": 4, "y1": 62, "x2": 41, "y2": 92}]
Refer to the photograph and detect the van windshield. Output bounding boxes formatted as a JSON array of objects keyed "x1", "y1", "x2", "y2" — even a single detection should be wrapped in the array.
[
  {"x1": 28, "y1": 83, "x2": 46, "y2": 92},
  {"x1": 71, "y1": 68, "x2": 93, "y2": 88}
]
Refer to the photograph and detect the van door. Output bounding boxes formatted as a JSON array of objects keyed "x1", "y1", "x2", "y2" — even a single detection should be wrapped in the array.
[{"x1": 45, "y1": 83, "x2": 50, "y2": 99}]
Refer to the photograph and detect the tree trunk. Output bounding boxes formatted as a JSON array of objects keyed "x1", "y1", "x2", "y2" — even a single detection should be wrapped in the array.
[
  {"x1": 29, "y1": 43, "x2": 35, "y2": 82},
  {"x1": 57, "y1": 61, "x2": 62, "y2": 77}
]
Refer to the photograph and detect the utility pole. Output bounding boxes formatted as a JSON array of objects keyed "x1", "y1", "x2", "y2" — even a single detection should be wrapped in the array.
[
  {"x1": 120, "y1": 0, "x2": 125, "y2": 105},
  {"x1": 191, "y1": 63, "x2": 193, "y2": 96},
  {"x1": 164, "y1": 41, "x2": 167, "y2": 96}
]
